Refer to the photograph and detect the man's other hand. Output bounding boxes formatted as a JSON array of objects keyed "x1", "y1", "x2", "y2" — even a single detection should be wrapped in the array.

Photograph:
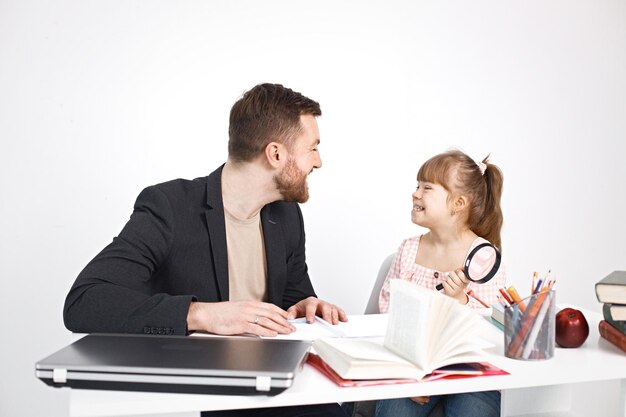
[{"x1": 286, "y1": 296, "x2": 348, "y2": 325}]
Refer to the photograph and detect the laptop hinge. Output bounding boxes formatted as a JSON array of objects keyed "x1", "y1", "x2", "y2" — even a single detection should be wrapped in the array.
[
  {"x1": 53, "y1": 368, "x2": 68, "y2": 383},
  {"x1": 255, "y1": 376, "x2": 271, "y2": 392}
]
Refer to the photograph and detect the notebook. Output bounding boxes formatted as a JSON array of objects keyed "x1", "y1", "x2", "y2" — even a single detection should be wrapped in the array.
[{"x1": 35, "y1": 333, "x2": 311, "y2": 396}]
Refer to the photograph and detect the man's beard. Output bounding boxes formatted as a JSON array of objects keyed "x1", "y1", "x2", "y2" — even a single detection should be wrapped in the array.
[{"x1": 274, "y1": 157, "x2": 309, "y2": 203}]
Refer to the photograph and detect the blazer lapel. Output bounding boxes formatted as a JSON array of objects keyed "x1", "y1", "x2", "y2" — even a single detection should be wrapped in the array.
[
  {"x1": 204, "y1": 166, "x2": 229, "y2": 301},
  {"x1": 261, "y1": 205, "x2": 286, "y2": 306}
]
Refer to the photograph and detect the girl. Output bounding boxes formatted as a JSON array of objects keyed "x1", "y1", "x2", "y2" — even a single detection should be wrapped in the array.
[{"x1": 375, "y1": 150, "x2": 506, "y2": 417}]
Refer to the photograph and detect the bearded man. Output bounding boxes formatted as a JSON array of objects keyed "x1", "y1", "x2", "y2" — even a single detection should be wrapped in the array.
[{"x1": 64, "y1": 83, "x2": 348, "y2": 417}]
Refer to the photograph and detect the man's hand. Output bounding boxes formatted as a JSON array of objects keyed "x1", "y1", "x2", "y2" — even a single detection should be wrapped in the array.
[
  {"x1": 286, "y1": 296, "x2": 348, "y2": 324},
  {"x1": 186, "y1": 300, "x2": 296, "y2": 337},
  {"x1": 442, "y1": 269, "x2": 470, "y2": 305}
]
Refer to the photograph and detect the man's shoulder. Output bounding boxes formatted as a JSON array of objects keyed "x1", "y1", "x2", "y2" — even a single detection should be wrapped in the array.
[
  {"x1": 135, "y1": 176, "x2": 210, "y2": 210},
  {"x1": 146, "y1": 166, "x2": 221, "y2": 199},
  {"x1": 149, "y1": 176, "x2": 208, "y2": 194}
]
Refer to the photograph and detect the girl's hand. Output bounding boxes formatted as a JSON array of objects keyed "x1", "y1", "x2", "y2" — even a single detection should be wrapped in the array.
[
  {"x1": 442, "y1": 269, "x2": 470, "y2": 304},
  {"x1": 410, "y1": 396, "x2": 430, "y2": 405}
]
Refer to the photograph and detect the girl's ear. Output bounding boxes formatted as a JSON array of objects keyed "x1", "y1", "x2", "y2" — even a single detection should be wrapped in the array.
[
  {"x1": 264, "y1": 142, "x2": 284, "y2": 168},
  {"x1": 453, "y1": 195, "x2": 469, "y2": 215}
]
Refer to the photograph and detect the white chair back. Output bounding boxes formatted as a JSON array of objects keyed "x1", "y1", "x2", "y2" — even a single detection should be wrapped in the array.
[{"x1": 364, "y1": 253, "x2": 395, "y2": 314}]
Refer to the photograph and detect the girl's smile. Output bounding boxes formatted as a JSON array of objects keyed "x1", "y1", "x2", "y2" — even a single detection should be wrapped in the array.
[{"x1": 411, "y1": 181, "x2": 453, "y2": 229}]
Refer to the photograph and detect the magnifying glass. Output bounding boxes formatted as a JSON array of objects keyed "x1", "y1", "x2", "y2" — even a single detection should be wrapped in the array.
[{"x1": 435, "y1": 243, "x2": 502, "y2": 291}]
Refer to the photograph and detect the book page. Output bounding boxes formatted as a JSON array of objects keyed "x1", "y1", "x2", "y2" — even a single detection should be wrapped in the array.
[
  {"x1": 312, "y1": 314, "x2": 388, "y2": 338},
  {"x1": 314, "y1": 337, "x2": 411, "y2": 363},
  {"x1": 429, "y1": 293, "x2": 457, "y2": 355},
  {"x1": 266, "y1": 314, "x2": 388, "y2": 341},
  {"x1": 267, "y1": 318, "x2": 338, "y2": 340},
  {"x1": 312, "y1": 337, "x2": 426, "y2": 380},
  {"x1": 383, "y1": 279, "x2": 489, "y2": 373},
  {"x1": 306, "y1": 353, "x2": 419, "y2": 387},
  {"x1": 433, "y1": 319, "x2": 491, "y2": 364},
  {"x1": 384, "y1": 280, "x2": 432, "y2": 367},
  {"x1": 430, "y1": 299, "x2": 488, "y2": 364}
]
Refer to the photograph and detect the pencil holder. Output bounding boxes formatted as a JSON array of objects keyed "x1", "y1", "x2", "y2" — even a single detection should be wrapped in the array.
[{"x1": 504, "y1": 290, "x2": 555, "y2": 360}]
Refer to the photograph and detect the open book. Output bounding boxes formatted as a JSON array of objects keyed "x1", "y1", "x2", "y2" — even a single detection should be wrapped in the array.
[{"x1": 312, "y1": 280, "x2": 492, "y2": 380}]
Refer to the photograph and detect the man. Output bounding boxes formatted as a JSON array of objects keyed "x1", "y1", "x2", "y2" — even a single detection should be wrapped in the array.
[{"x1": 64, "y1": 83, "x2": 348, "y2": 417}]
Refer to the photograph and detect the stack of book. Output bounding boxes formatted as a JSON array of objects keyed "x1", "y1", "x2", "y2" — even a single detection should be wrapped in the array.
[
  {"x1": 489, "y1": 302, "x2": 505, "y2": 330},
  {"x1": 595, "y1": 271, "x2": 626, "y2": 353}
]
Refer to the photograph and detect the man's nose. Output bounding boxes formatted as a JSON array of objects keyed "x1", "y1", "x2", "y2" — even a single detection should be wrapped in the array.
[{"x1": 314, "y1": 152, "x2": 322, "y2": 169}]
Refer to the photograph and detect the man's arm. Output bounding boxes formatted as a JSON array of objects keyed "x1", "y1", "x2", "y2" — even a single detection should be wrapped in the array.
[
  {"x1": 63, "y1": 186, "x2": 193, "y2": 335},
  {"x1": 65, "y1": 184, "x2": 299, "y2": 337}
]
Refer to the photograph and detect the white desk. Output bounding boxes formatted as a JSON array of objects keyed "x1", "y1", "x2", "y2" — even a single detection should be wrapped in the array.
[{"x1": 69, "y1": 308, "x2": 626, "y2": 417}]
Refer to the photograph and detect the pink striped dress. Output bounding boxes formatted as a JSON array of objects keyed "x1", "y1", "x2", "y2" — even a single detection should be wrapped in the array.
[{"x1": 379, "y1": 235, "x2": 506, "y2": 314}]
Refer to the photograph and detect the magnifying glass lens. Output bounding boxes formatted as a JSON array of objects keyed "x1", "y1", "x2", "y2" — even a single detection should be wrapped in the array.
[
  {"x1": 435, "y1": 243, "x2": 501, "y2": 291},
  {"x1": 466, "y1": 245, "x2": 498, "y2": 282}
]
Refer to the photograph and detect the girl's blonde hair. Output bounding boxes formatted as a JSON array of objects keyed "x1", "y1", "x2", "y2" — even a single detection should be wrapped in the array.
[{"x1": 417, "y1": 150, "x2": 504, "y2": 251}]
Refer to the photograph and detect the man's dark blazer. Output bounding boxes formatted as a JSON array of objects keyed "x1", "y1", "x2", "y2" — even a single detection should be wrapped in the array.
[{"x1": 63, "y1": 165, "x2": 317, "y2": 336}]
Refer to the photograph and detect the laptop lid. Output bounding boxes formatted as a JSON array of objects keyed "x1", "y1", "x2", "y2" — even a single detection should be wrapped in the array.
[{"x1": 36, "y1": 333, "x2": 311, "y2": 396}]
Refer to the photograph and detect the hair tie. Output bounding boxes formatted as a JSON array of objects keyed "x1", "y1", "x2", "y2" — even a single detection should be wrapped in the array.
[{"x1": 477, "y1": 161, "x2": 487, "y2": 175}]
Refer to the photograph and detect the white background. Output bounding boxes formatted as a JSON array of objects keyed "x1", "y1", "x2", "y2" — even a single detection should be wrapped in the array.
[{"x1": 1, "y1": 1, "x2": 625, "y2": 415}]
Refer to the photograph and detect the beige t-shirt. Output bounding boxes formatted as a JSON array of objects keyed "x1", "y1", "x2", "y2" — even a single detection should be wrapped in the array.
[{"x1": 224, "y1": 209, "x2": 268, "y2": 302}]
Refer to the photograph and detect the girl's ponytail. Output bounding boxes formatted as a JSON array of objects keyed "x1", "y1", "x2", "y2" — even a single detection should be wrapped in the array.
[{"x1": 471, "y1": 157, "x2": 504, "y2": 251}]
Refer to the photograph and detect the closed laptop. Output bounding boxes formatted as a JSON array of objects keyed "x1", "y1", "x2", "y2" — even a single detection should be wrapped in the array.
[{"x1": 36, "y1": 333, "x2": 311, "y2": 396}]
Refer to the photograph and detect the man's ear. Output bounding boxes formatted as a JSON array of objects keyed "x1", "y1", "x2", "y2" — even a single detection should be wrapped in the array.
[{"x1": 264, "y1": 142, "x2": 284, "y2": 168}]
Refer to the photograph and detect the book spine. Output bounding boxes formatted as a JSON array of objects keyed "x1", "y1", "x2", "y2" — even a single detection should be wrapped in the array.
[
  {"x1": 603, "y1": 304, "x2": 626, "y2": 333},
  {"x1": 491, "y1": 304, "x2": 505, "y2": 325},
  {"x1": 598, "y1": 320, "x2": 626, "y2": 353}
]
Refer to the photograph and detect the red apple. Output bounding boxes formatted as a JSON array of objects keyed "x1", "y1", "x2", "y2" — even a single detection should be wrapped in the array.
[{"x1": 555, "y1": 307, "x2": 589, "y2": 348}]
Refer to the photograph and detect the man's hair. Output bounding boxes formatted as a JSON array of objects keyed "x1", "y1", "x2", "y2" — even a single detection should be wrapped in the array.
[{"x1": 228, "y1": 83, "x2": 321, "y2": 162}]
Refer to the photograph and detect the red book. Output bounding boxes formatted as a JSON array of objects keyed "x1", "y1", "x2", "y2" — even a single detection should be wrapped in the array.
[
  {"x1": 306, "y1": 353, "x2": 417, "y2": 387},
  {"x1": 599, "y1": 320, "x2": 626, "y2": 353},
  {"x1": 306, "y1": 353, "x2": 508, "y2": 387}
]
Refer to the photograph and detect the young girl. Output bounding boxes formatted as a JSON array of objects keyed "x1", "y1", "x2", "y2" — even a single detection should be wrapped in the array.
[{"x1": 375, "y1": 150, "x2": 506, "y2": 417}]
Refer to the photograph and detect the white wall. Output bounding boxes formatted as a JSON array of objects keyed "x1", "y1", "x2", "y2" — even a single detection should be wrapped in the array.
[{"x1": 1, "y1": 1, "x2": 625, "y2": 415}]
